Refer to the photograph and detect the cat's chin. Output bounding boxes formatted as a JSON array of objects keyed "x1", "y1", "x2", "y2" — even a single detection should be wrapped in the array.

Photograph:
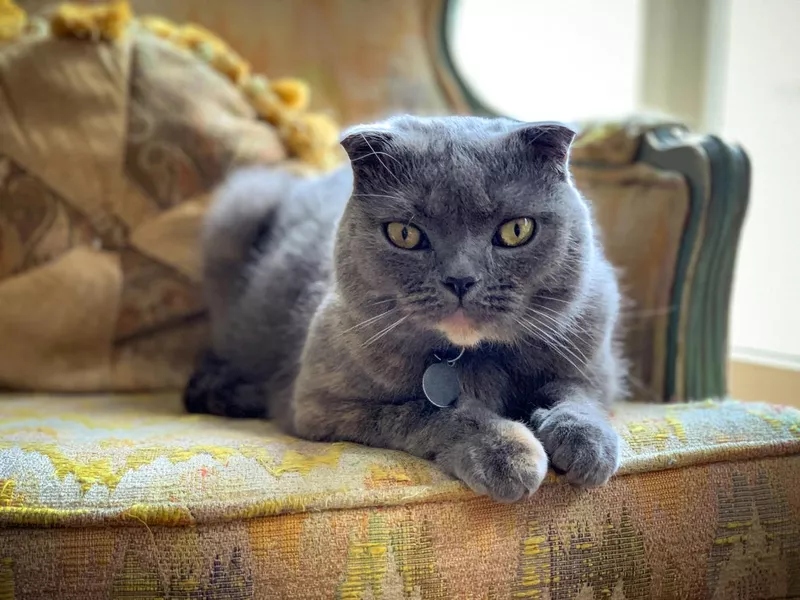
[{"x1": 436, "y1": 310, "x2": 484, "y2": 348}]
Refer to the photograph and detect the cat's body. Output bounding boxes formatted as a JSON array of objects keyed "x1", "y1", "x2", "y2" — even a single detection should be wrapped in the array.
[
  {"x1": 185, "y1": 116, "x2": 624, "y2": 502},
  {"x1": 189, "y1": 167, "x2": 350, "y2": 426}
]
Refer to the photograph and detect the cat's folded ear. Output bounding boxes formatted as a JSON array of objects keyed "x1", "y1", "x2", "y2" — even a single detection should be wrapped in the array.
[
  {"x1": 509, "y1": 122, "x2": 577, "y2": 178},
  {"x1": 340, "y1": 125, "x2": 395, "y2": 162},
  {"x1": 340, "y1": 124, "x2": 400, "y2": 184}
]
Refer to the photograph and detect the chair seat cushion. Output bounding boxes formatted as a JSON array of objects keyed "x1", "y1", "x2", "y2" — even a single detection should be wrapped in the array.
[{"x1": 0, "y1": 395, "x2": 798, "y2": 598}]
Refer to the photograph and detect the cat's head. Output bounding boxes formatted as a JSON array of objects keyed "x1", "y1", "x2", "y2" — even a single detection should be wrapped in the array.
[{"x1": 334, "y1": 116, "x2": 594, "y2": 348}]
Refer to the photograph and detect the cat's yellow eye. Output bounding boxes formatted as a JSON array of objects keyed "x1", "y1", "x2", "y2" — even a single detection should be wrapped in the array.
[
  {"x1": 495, "y1": 217, "x2": 535, "y2": 248},
  {"x1": 386, "y1": 222, "x2": 426, "y2": 250}
]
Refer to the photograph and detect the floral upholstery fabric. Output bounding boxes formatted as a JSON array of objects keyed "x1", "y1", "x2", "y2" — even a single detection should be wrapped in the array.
[{"x1": 0, "y1": 395, "x2": 798, "y2": 599}]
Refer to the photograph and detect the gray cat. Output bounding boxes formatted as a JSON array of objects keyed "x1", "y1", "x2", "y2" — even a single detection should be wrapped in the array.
[{"x1": 184, "y1": 116, "x2": 624, "y2": 502}]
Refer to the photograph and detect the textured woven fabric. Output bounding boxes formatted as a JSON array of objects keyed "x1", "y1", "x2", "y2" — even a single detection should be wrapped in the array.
[
  {"x1": 0, "y1": 395, "x2": 798, "y2": 598},
  {"x1": 0, "y1": 13, "x2": 336, "y2": 392}
]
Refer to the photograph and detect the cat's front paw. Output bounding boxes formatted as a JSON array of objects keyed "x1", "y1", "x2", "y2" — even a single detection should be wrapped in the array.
[
  {"x1": 447, "y1": 420, "x2": 548, "y2": 503},
  {"x1": 532, "y1": 404, "x2": 619, "y2": 487}
]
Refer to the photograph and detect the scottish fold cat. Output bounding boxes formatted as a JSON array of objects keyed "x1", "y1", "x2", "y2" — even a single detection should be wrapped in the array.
[{"x1": 184, "y1": 116, "x2": 623, "y2": 502}]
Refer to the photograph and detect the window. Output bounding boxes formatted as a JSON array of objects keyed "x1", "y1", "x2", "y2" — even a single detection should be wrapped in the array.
[
  {"x1": 450, "y1": 0, "x2": 644, "y2": 123},
  {"x1": 451, "y1": 0, "x2": 800, "y2": 372}
]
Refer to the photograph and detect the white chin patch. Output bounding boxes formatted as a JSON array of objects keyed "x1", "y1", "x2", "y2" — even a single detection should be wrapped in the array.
[{"x1": 437, "y1": 323, "x2": 484, "y2": 348}]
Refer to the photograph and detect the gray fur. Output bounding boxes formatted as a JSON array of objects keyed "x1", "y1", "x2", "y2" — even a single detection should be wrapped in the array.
[{"x1": 184, "y1": 116, "x2": 624, "y2": 502}]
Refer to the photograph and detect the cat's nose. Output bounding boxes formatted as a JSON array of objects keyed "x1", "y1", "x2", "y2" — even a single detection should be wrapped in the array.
[{"x1": 441, "y1": 276, "x2": 478, "y2": 299}]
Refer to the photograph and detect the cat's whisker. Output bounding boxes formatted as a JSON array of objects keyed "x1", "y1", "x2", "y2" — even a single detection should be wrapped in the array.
[
  {"x1": 528, "y1": 302, "x2": 571, "y2": 316},
  {"x1": 362, "y1": 315, "x2": 409, "y2": 348},
  {"x1": 524, "y1": 311, "x2": 591, "y2": 365},
  {"x1": 358, "y1": 134, "x2": 403, "y2": 185},
  {"x1": 366, "y1": 298, "x2": 397, "y2": 307},
  {"x1": 518, "y1": 323, "x2": 591, "y2": 383},
  {"x1": 515, "y1": 316, "x2": 591, "y2": 382},
  {"x1": 526, "y1": 305, "x2": 592, "y2": 337},
  {"x1": 342, "y1": 308, "x2": 397, "y2": 333},
  {"x1": 515, "y1": 317, "x2": 579, "y2": 371},
  {"x1": 353, "y1": 193, "x2": 408, "y2": 203},
  {"x1": 531, "y1": 295, "x2": 575, "y2": 306},
  {"x1": 626, "y1": 372, "x2": 660, "y2": 403},
  {"x1": 350, "y1": 150, "x2": 403, "y2": 167},
  {"x1": 404, "y1": 298, "x2": 437, "y2": 307},
  {"x1": 401, "y1": 291, "x2": 438, "y2": 307},
  {"x1": 403, "y1": 291, "x2": 432, "y2": 300}
]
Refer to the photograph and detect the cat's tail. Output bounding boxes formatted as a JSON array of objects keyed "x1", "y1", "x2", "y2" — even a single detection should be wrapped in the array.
[{"x1": 202, "y1": 167, "x2": 297, "y2": 342}]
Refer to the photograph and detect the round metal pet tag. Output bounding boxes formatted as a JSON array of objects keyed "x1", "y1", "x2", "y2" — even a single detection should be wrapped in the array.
[{"x1": 422, "y1": 362, "x2": 460, "y2": 408}]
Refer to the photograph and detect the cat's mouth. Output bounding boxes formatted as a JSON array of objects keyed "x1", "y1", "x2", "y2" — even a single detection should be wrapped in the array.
[{"x1": 436, "y1": 309, "x2": 484, "y2": 347}]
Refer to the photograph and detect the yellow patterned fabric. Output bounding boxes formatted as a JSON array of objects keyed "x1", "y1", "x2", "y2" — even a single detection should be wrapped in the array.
[{"x1": 0, "y1": 395, "x2": 799, "y2": 598}]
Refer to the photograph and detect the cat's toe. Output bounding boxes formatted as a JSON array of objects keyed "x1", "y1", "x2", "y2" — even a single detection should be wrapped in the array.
[
  {"x1": 533, "y1": 405, "x2": 619, "y2": 488},
  {"x1": 450, "y1": 421, "x2": 548, "y2": 503}
]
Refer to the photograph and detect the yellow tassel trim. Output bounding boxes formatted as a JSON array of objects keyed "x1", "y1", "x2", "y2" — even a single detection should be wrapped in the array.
[
  {"x1": 136, "y1": 12, "x2": 340, "y2": 168},
  {"x1": 271, "y1": 78, "x2": 311, "y2": 112},
  {"x1": 279, "y1": 112, "x2": 342, "y2": 171},
  {"x1": 51, "y1": 0, "x2": 131, "y2": 41},
  {"x1": 174, "y1": 22, "x2": 227, "y2": 52},
  {"x1": 7, "y1": 0, "x2": 339, "y2": 168},
  {"x1": 210, "y1": 50, "x2": 251, "y2": 85},
  {"x1": 137, "y1": 15, "x2": 179, "y2": 41},
  {"x1": 0, "y1": 0, "x2": 26, "y2": 42}
]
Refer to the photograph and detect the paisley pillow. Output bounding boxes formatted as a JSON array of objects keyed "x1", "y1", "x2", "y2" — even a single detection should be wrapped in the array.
[{"x1": 0, "y1": 1, "x2": 340, "y2": 391}]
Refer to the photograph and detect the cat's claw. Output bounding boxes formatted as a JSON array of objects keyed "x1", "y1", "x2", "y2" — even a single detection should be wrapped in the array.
[
  {"x1": 447, "y1": 420, "x2": 548, "y2": 503},
  {"x1": 532, "y1": 404, "x2": 620, "y2": 487}
]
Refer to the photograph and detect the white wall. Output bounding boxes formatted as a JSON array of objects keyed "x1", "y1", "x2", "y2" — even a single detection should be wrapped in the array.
[{"x1": 721, "y1": 0, "x2": 800, "y2": 368}]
